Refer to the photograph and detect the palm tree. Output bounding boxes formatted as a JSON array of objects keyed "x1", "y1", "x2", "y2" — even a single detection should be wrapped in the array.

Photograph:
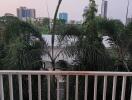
[
  {"x1": 61, "y1": 0, "x2": 112, "y2": 71},
  {"x1": 99, "y1": 19, "x2": 132, "y2": 72},
  {"x1": 51, "y1": 0, "x2": 63, "y2": 70},
  {"x1": 0, "y1": 16, "x2": 47, "y2": 100},
  {"x1": 0, "y1": 16, "x2": 44, "y2": 70},
  {"x1": 42, "y1": 0, "x2": 63, "y2": 70}
]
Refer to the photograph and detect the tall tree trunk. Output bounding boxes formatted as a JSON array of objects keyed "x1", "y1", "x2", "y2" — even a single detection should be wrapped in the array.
[{"x1": 51, "y1": 0, "x2": 62, "y2": 70}]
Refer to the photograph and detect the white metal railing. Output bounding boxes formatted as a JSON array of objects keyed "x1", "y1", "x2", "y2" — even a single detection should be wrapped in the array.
[{"x1": 0, "y1": 71, "x2": 132, "y2": 100}]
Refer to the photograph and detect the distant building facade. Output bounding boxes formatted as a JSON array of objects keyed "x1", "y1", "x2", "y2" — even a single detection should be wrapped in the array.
[
  {"x1": 17, "y1": 7, "x2": 36, "y2": 21},
  {"x1": 101, "y1": 0, "x2": 108, "y2": 18},
  {"x1": 4, "y1": 13, "x2": 14, "y2": 17},
  {"x1": 42, "y1": 35, "x2": 75, "y2": 68},
  {"x1": 35, "y1": 17, "x2": 50, "y2": 25},
  {"x1": 68, "y1": 20, "x2": 82, "y2": 25},
  {"x1": 59, "y1": 12, "x2": 68, "y2": 23}
]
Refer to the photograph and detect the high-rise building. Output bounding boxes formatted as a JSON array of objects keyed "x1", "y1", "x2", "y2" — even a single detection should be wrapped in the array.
[
  {"x1": 26, "y1": 9, "x2": 36, "y2": 18},
  {"x1": 17, "y1": 7, "x2": 27, "y2": 20},
  {"x1": 101, "y1": 0, "x2": 108, "y2": 18},
  {"x1": 17, "y1": 7, "x2": 36, "y2": 21},
  {"x1": 59, "y1": 12, "x2": 68, "y2": 23}
]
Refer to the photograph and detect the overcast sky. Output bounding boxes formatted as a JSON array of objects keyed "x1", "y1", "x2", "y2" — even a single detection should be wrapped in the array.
[{"x1": 0, "y1": 0, "x2": 132, "y2": 23}]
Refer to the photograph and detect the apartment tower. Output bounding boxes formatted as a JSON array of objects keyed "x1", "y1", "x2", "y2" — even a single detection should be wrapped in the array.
[{"x1": 101, "y1": 0, "x2": 108, "y2": 18}]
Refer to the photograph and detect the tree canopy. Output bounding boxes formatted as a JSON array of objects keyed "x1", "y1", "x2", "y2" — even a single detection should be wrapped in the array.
[{"x1": 0, "y1": 16, "x2": 45, "y2": 70}]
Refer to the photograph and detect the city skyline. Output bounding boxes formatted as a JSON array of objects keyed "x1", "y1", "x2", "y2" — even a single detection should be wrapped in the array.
[{"x1": 0, "y1": 0, "x2": 132, "y2": 23}]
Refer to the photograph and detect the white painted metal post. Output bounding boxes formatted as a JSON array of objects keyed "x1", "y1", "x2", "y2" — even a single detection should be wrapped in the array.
[
  {"x1": 28, "y1": 75, "x2": 32, "y2": 100},
  {"x1": 47, "y1": 75, "x2": 50, "y2": 100},
  {"x1": 57, "y1": 77, "x2": 60, "y2": 100},
  {"x1": 0, "y1": 75, "x2": 4, "y2": 100},
  {"x1": 66, "y1": 75, "x2": 69, "y2": 100},
  {"x1": 18, "y1": 74, "x2": 23, "y2": 100},
  {"x1": 130, "y1": 83, "x2": 132, "y2": 100},
  {"x1": 75, "y1": 75, "x2": 78, "y2": 100},
  {"x1": 84, "y1": 75, "x2": 88, "y2": 100},
  {"x1": 9, "y1": 74, "x2": 14, "y2": 100},
  {"x1": 112, "y1": 76, "x2": 117, "y2": 100},
  {"x1": 94, "y1": 76, "x2": 98, "y2": 100},
  {"x1": 121, "y1": 76, "x2": 126, "y2": 100},
  {"x1": 38, "y1": 75, "x2": 41, "y2": 100},
  {"x1": 103, "y1": 76, "x2": 107, "y2": 100}
]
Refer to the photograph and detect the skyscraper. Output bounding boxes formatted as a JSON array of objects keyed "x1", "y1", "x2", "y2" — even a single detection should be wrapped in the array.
[
  {"x1": 17, "y1": 7, "x2": 36, "y2": 21},
  {"x1": 101, "y1": 0, "x2": 108, "y2": 18},
  {"x1": 26, "y1": 9, "x2": 36, "y2": 18},
  {"x1": 17, "y1": 7, "x2": 26, "y2": 20},
  {"x1": 59, "y1": 12, "x2": 68, "y2": 23}
]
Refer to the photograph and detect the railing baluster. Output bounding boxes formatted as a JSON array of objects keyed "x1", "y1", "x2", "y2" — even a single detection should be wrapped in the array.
[
  {"x1": 75, "y1": 75, "x2": 78, "y2": 100},
  {"x1": 0, "y1": 75, "x2": 4, "y2": 100},
  {"x1": 130, "y1": 83, "x2": 132, "y2": 100},
  {"x1": 84, "y1": 75, "x2": 88, "y2": 100},
  {"x1": 121, "y1": 76, "x2": 126, "y2": 100},
  {"x1": 94, "y1": 76, "x2": 98, "y2": 100},
  {"x1": 103, "y1": 76, "x2": 107, "y2": 100},
  {"x1": 38, "y1": 75, "x2": 41, "y2": 100},
  {"x1": 28, "y1": 75, "x2": 32, "y2": 100},
  {"x1": 47, "y1": 75, "x2": 50, "y2": 100},
  {"x1": 57, "y1": 77, "x2": 60, "y2": 100},
  {"x1": 66, "y1": 75, "x2": 69, "y2": 100},
  {"x1": 112, "y1": 76, "x2": 117, "y2": 100},
  {"x1": 9, "y1": 74, "x2": 13, "y2": 100},
  {"x1": 18, "y1": 74, "x2": 23, "y2": 100}
]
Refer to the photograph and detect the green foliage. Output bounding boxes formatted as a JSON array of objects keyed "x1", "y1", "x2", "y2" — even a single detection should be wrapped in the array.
[
  {"x1": 98, "y1": 18, "x2": 132, "y2": 71},
  {"x1": 0, "y1": 16, "x2": 44, "y2": 70},
  {"x1": 83, "y1": 0, "x2": 97, "y2": 21},
  {"x1": 53, "y1": 19, "x2": 67, "y2": 35},
  {"x1": 34, "y1": 17, "x2": 50, "y2": 34},
  {"x1": 62, "y1": 0, "x2": 112, "y2": 71},
  {"x1": 63, "y1": 0, "x2": 132, "y2": 100},
  {"x1": 0, "y1": 16, "x2": 46, "y2": 100}
]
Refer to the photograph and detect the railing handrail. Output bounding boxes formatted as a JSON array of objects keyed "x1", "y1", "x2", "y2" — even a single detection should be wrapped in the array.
[
  {"x1": 0, "y1": 70, "x2": 131, "y2": 100},
  {"x1": 0, "y1": 70, "x2": 132, "y2": 76}
]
